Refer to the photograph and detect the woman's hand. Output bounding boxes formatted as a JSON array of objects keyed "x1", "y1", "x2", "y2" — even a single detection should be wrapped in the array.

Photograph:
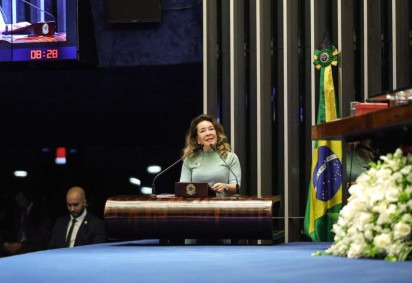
[{"x1": 211, "y1": 183, "x2": 228, "y2": 193}]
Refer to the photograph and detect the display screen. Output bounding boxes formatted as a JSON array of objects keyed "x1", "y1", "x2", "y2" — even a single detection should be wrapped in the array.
[
  {"x1": 0, "y1": 0, "x2": 77, "y2": 62},
  {"x1": 106, "y1": 0, "x2": 162, "y2": 23}
]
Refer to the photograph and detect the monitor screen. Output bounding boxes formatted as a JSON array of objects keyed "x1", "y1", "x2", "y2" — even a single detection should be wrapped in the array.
[
  {"x1": 106, "y1": 0, "x2": 162, "y2": 23},
  {"x1": 0, "y1": 0, "x2": 77, "y2": 62}
]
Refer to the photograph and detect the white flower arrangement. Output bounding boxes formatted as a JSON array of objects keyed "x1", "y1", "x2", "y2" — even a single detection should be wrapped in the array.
[{"x1": 324, "y1": 148, "x2": 412, "y2": 261}]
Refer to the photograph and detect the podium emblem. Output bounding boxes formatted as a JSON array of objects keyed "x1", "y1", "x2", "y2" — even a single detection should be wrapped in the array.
[
  {"x1": 42, "y1": 23, "x2": 49, "y2": 35},
  {"x1": 185, "y1": 183, "x2": 197, "y2": 196}
]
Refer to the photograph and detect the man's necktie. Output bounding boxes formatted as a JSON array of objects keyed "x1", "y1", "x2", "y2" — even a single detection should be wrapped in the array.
[
  {"x1": 65, "y1": 219, "x2": 77, "y2": 247},
  {"x1": 18, "y1": 210, "x2": 28, "y2": 242}
]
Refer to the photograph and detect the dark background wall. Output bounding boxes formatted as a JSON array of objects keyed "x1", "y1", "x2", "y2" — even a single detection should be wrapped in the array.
[
  {"x1": 0, "y1": 0, "x2": 203, "y2": 218},
  {"x1": 90, "y1": 0, "x2": 203, "y2": 66}
]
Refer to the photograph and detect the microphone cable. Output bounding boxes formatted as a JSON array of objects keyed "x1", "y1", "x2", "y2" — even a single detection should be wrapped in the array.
[{"x1": 151, "y1": 144, "x2": 204, "y2": 197}]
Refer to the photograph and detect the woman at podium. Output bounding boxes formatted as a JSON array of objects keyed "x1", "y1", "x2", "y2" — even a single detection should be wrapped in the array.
[
  {"x1": 0, "y1": 6, "x2": 31, "y2": 33},
  {"x1": 179, "y1": 114, "x2": 241, "y2": 197}
]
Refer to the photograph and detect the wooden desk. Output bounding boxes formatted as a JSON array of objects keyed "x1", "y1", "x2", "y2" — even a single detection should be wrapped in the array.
[
  {"x1": 104, "y1": 195, "x2": 280, "y2": 241},
  {"x1": 312, "y1": 103, "x2": 412, "y2": 141}
]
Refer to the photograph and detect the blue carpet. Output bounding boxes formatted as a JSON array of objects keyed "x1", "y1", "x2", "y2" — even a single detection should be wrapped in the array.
[{"x1": 0, "y1": 241, "x2": 411, "y2": 283}]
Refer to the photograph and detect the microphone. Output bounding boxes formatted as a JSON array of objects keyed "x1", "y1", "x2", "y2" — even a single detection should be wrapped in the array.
[
  {"x1": 21, "y1": 0, "x2": 56, "y2": 22},
  {"x1": 0, "y1": 6, "x2": 9, "y2": 33},
  {"x1": 210, "y1": 144, "x2": 240, "y2": 197},
  {"x1": 3, "y1": 0, "x2": 56, "y2": 36},
  {"x1": 151, "y1": 144, "x2": 204, "y2": 197},
  {"x1": 0, "y1": 6, "x2": 8, "y2": 23}
]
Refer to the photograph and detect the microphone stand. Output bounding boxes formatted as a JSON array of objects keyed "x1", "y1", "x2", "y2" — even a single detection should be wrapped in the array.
[
  {"x1": 210, "y1": 144, "x2": 241, "y2": 198},
  {"x1": 151, "y1": 144, "x2": 203, "y2": 198},
  {"x1": 21, "y1": 0, "x2": 56, "y2": 22}
]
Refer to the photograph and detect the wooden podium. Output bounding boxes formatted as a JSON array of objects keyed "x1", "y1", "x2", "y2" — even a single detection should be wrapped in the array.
[{"x1": 104, "y1": 195, "x2": 280, "y2": 241}]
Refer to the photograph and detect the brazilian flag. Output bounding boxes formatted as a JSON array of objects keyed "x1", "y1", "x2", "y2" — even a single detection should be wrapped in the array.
[{"x1": 304, "y1": 37, "x2": 343, "y2": 242}]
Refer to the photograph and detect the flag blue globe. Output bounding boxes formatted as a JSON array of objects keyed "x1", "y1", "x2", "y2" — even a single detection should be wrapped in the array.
[{"x1": 312, "y1": 146, "x2": 342, "y2": 201}]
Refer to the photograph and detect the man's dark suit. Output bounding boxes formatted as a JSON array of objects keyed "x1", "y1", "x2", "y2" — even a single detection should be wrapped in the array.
[
  {"x1": 48, "y1": 212, "x2": 105, "y2": 249},
  {"x1": 1, "y1": 203, "x2": 52, "y2": 256}
]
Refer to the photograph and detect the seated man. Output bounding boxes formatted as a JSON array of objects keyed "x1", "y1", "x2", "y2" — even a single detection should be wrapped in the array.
[
  {"x1": 48, "y1": 186, "x2": 106, "y2": 249},
  {"x1": 1, "y1": 188, "x2": 52, "y2": 256}
]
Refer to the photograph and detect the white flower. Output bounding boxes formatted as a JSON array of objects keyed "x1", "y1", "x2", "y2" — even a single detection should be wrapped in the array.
[
  {"x1": 387, "y1": 204, "x2": 398, "y2": 215},
  {"x1": 374, "y1": 233, "x2": 392, "y2": 250},
  {"x1": 401, "y1": 213, "x2": 412, "y2": 223},
  {"x1": 376, "y1": 210, "x2": 391, "y2": 225},
  {"x1": 355, "y1": 173, "x2": 371, "y2": 185},
  {"x1": 325, "y1": 148, "x2": 412, "y2": 261},
  {"x1": 372, "y1": 203, "x2": 387, "y2": 214},
  {"x1": 376, "y1": 168, "x2": 393, "y2": 181},
  {"x1": 394, "y1": 222, "x2": 411, "y2": 239},
  {"x1": 363, "y1": 226, "x2": 374, "y2": 241},
  {"x1": 347, "y1": 243, "x2": 364, "y2": 258},
  {"x1": 400, "y1": 165, "x2": 412, "y2": 175},
  {"x1": 353, "y1": 212, "x2": 373, "y2": 232},
  {"x1": 369, "y1": 187, "x2": 385, "y2": 205}
]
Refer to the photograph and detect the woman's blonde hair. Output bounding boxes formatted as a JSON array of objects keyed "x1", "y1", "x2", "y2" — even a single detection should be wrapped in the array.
[{"x1": 182, "y1": 114, "x2": 231, "y2": 159}]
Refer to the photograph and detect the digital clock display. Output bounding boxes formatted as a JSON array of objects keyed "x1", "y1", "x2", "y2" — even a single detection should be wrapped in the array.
[
  {"x1": 0, "y1": 0, "x2": 78, "y2": 63},
  {"x1": 11, "y1": 47, "x2": 77, "y2": 62},
  {"x1": 30, "y1": 49, "x2": 59, "y2": 60}
]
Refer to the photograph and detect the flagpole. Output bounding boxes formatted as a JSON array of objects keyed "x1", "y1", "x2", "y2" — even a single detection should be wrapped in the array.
[
  {"x1": 282, "y1": 0, "x2": 289, "y2": 243},
  {"x1": 363, "y1": 0, "x2": 368, "y2": 100},
  {"x1": 310, "y1": 0, "x2": 316, "y2": 144},
  {"x1": 392, "y1": 0, "x2": 397, "y2": 89},
  {"x1": 337, "y1": 0, "x2": 343, "y2": 116}
]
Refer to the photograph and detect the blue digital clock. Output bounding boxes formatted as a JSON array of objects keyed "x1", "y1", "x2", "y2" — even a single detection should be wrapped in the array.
[
  {"x1": 9, "y1": 46, "x2": 77, "y2": 61},
  {"x1": 30, "y1": 49, "x2": 59, "y2": 60}
]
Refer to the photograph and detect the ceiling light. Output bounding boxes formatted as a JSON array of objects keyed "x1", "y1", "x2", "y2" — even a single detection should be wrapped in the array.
[
  {"x1": 14, "y1": 171, "x2": 28, "y2": 177},
  {"x1": 129, "y1": 177, "x2": 141, "y2": 186},
  {"x1": 140, "y1": 186, "x2": 153, "y2": 195},
  {"x1": 147, "y1": 165, "x2": 161, "y2": 174}
]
